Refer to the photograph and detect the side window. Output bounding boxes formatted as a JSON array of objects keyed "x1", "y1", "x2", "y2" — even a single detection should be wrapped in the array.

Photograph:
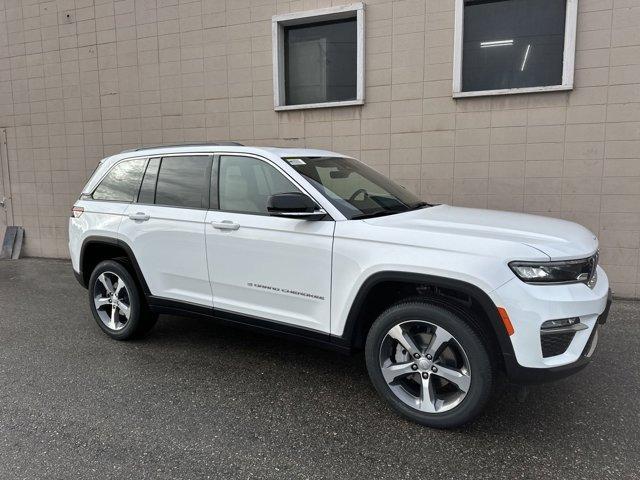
[
  {"x1": 155, "y1": 156, "x2": 212, "y2": 208},
  {"x1": 92, "y1": 159, "x2": 147, "y2": 202},
  {"x1": 137, "y1": 158, "x2": 160, "y2": 204},
  {"x1": 218, "y1": 156, "x2": 300, "y2": 215}
]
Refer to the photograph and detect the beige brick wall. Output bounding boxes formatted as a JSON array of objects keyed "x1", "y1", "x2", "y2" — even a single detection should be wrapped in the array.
[{"x1": 0, "y1": 0, "x2": 638, "y2": 297}]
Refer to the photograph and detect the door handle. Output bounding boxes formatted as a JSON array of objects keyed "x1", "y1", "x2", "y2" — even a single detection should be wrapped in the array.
[
  {"x1": 128, "y1": 212, "x2": 150, "y2": 221},
  {"x1": 210, "y1": 220, "x2": 240, "y2": 231}
]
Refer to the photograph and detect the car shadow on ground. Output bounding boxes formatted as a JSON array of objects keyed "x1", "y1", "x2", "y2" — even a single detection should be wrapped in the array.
[{"x1": 140, "y1": 312, "x2": 604, "y2": 437}]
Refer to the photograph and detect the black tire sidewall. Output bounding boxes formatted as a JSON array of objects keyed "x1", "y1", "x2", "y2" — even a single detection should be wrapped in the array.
[
  {"x1": 88, "y1": 260, "x2": 143, "y2": 340},
  {"x1": 365, "y1": 302, "x2": 494, "y2": 429}
]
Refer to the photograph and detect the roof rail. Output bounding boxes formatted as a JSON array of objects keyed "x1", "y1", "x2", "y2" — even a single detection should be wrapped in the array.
[{"x1": 120, "y1": 142, "x2": 244, "y2": 153}]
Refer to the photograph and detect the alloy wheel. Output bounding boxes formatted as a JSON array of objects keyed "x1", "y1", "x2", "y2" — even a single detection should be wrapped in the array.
[
  {"x1": 93, "y1": 271, "x2": 132, "y2": 331},
  {"x1": 379, "y1": 320, "x2": 472, "y2": 414}
]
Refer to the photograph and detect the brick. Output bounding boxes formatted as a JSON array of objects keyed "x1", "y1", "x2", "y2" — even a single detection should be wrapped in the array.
[
  {"x1": 527, "y1": 107, "x2": 566, "y2": 126},
  {"x1": 607, "y1": 85, "x2": 640, "y2": 104},
  {"x1": 527, "y1": 125, "x2": 565, "y2": 144}
]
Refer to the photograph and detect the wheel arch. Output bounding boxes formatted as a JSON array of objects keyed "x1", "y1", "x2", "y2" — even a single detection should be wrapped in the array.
[
  {"x1": 338, "y1": 271, "x2": 515, "y2": 368},
  {"x1": 79, "y1": 235, "x2": 150, "y2": 295}
]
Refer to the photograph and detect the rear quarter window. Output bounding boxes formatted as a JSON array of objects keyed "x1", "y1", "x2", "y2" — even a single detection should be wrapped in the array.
[{"x1": 92, "y1": 159, "x2": 147, "y2": 202}]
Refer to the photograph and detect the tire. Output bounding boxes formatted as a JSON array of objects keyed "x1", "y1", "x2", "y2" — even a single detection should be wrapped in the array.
[
  {"x1": 365, "y1": 300, "x2": 494, "y2": 428},
  {"x1": 88, "y1": 259, "x2": 157, "y2": 340}
]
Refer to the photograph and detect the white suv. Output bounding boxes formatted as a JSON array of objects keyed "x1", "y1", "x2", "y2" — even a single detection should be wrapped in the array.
[{"x1": 69, "y1": 144, "x2": 611, "y2": 428}]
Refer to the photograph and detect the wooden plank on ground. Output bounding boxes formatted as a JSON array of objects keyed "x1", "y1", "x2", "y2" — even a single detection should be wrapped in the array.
[
  {"x1": 0, "y1": 226, "x2": 17, "y2": 259},
  {"x1": 11, "y1": 226, "x2": 23, "y2": 259}
]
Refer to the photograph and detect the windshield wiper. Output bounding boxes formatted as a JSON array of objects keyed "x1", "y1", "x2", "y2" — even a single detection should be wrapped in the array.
[
  {"x1": 353, "y1": 203, "x2": 431, "y2": 219},
  {"x1": 351, "y1": 210, "x2": 398, "y2": 220},
  {"x1": 408, "y1": 202, "x2": 431, "y2": 210}
]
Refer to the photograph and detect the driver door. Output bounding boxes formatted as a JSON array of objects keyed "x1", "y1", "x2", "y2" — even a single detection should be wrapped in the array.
[{"x1": 205, "y1": 154, "x2": 335, "y2": 333}]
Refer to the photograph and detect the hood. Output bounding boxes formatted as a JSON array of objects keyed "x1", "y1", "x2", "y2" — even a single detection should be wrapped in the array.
[{"x1": 364, "y1": 205, "x2": 598, "y2": 260}]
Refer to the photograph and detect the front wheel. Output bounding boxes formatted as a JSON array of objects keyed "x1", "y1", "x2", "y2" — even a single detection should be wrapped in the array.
[
  {"x1": 88, "y1": 260, "x2": 157, "y2": 340},
  {"x1": 365, "y1": 301, "x2": 494, "y2": 428}
]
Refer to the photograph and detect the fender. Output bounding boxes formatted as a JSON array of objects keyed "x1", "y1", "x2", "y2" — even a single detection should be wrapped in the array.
[
  {"x1": 337, "y1": 271, "x2": 516, "y2": 361},
  {"x1": 78, "y1": 235, "x2": 151, "y2": 295}
]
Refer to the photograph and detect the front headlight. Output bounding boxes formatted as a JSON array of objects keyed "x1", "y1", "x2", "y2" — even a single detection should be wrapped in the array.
[{"x1": 509, "y1": 254, "x2": 598, "y2": 285}]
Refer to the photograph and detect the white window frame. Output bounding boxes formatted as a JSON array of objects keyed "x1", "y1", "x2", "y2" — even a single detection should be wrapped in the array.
[
  {"x1": 452, "y1": 0, "x2": 578, "y2": 98},
  {"x1": 272, "y1": 3, "x2": 365, "y2": 111}
]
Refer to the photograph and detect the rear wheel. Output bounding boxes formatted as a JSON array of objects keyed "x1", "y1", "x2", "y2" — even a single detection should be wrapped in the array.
[
  {"x1": 88, "y1": 260, "x2": 157, "y2": 340},
  {"x1": 365, "y1": 301, "x2": 494, "y2": 428}
]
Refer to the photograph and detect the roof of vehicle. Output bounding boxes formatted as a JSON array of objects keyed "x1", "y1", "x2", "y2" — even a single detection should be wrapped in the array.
[
  {"x1": 113, "y1": 144, "x2": 347, "y2": 161},
  {"x1": 120, "y1": 142, "x2": 244, "y2": 152},
  {"x1": 84, "y1": 144, "x2": 351, "y2": 194}
]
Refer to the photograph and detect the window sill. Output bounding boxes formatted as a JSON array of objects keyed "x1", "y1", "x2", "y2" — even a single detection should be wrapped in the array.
[
  {"x1": 274, "y1": 99, "x2": 364, "y2": 111},
  {"x1": 453, "y1": 84, "x2": 573, "y2": 99}
]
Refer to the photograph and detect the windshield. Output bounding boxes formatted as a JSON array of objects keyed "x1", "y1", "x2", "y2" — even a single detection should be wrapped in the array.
[{"x1": 285, "y1": 157, "x2": 429, "y2": 219}]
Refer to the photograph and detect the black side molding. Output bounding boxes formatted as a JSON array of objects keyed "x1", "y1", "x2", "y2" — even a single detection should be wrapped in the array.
[{"x1": 147, "y1": 295, "x2": 351, "y2": 354}]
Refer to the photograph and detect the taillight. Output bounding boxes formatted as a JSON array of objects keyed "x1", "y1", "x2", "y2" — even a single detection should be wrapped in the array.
[{"x1": 71, "y1": 206, "x2": 84, "y2": 218}]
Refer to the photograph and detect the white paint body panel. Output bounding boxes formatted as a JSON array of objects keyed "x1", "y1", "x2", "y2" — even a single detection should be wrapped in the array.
[
  {"x1": 363, "y1": 204, "x2": 599, "y2": 260},
  {"x1": 70, "y1": 145, "x2": 610, "y2": 373},
  {"x1": 205, "y1": 211, "x2": 334, "y2": 332},
  {"x1": 118, "y1": 204, "x2": 212, "y2": 306},
  {"x1": 68, "y1": 199, "x2": 128, "y2": 272}
]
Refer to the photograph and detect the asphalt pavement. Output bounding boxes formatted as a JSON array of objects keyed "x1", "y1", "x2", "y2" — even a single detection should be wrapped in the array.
[{"x1": 0, "y1": 258, "x2": 638, "y2": 479}]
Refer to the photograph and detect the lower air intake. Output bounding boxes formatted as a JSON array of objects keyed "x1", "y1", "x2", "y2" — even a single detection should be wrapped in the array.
[{"x1": 541, "y1": 331, "x2": 576, "y2": 358}]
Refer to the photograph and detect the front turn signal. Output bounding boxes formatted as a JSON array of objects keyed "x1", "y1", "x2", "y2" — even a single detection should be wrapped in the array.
[{"x1": 497, "y1": 307, "x2": 515, "y2": 336}]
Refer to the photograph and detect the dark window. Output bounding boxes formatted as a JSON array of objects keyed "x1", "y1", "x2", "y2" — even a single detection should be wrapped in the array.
[
  {"x1": 218, "y1": 156, "x2": 300, "y2": 215},
  {"x1": 92, "y1": 159, "x2": 146, "y2": 202},
  {"x1": 137, "y1": 158, "x2": 160, "y2": 204},
  {"x1": 284, "y1": 17, "x2": 357, "y2": 105},
  {"x1": 462, "y1": 0, "x2": 566, "y2": 92},
  {"x1": 154, "y1": 156, "x2": 212, "y2": 209}
]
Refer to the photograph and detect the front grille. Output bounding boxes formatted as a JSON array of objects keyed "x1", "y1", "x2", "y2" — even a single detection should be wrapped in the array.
[{"x1": 541, "y1": 331, "x2": 576, "y2": 357}]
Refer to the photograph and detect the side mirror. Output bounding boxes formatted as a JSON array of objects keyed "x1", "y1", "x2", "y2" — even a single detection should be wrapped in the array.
[{"x1": 267, "y1": 192, "x2": 326, "y2": 220}]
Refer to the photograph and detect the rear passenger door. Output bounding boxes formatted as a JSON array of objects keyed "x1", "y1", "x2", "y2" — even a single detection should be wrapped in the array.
[{"x1": 119, "y1": 154, "x2": 213, "y2": 307}]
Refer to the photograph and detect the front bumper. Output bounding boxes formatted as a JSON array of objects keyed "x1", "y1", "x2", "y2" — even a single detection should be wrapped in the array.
[
  {"x1": 503, "y1": 289, "x2": 611, "y2": 383},
  {"x1": 491, "y1": 266, "x2": 611, "y2": 384}
]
